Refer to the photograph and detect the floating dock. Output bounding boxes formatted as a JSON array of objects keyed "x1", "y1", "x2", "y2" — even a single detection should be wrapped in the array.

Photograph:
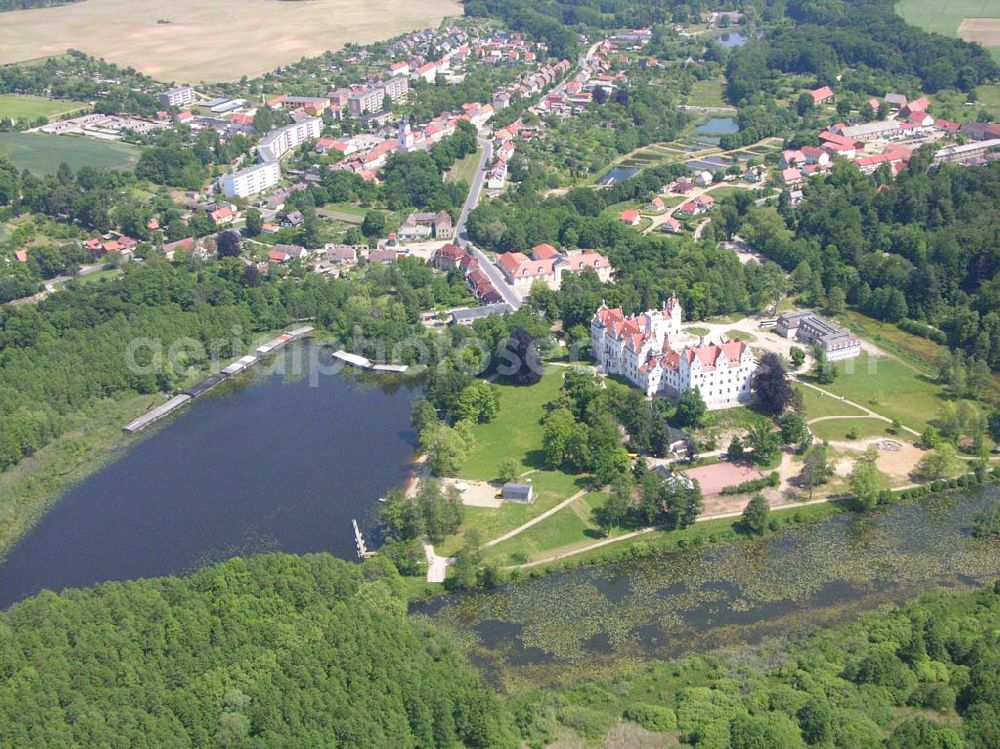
[
  {"x1": 122, "y1": 326, "x2": 316, "y2": 434},
  {"x1": 353, "y1": 519, "x2": 374, "y2": 559},
  {"x1": 123, "y1": 394, "x2": 192, "y2": 434},
  {"x1": 332, "y1": 350, "x2": 408, "y2": 374}
]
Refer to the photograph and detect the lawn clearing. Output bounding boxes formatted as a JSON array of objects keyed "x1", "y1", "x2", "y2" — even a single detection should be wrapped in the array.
[
  {"x1": 686, "y1": 78, "x2": 727, "y2": 108},
  {"x1": 0, "y1": 132, "x2": 140, "y2": 175},
  {"x1": 0, "y1": 95, "x2": 88, "y2": 123},
  {"x1": 458, "y1": 368, "x2": 566, "y2": 481},
  {"x1": 896, "y1": 0, "x2": 1000, "y2": 59},
  {"x1": 796, "y1": 384, "x2": 866, "y2": 420},
  {"x1": 800, "y1": 352, "x2": 957, "y2": 433},
  {"x1": 810, "y1": 417, "x2": 896, "y2": 443},
  {"x1": 445, "y1": 147, "x2": 482, "y2": 185}
]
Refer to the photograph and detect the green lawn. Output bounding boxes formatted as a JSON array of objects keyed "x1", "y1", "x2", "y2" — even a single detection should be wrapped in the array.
[
  {"x1": 796, "y1": 384, "x2": 866, "y2": 420},
  {"x1": 445, "y1": 147, "x2": 482, "y2": 185},
  {"x1": 810, "y1": 417, "x2": 897, "y2": 442},
  {"x1": 481, "y1": 490, "x2": 612, "y2": 564},
  {"x1": 0, "y1": 94, "x2": 88, "y2": 123},
  {"x1": 686, "y1": 78, "x2": 727, "y2": 108},
  {"x1": 0, "y1": 133, "x2": 141, "y2": 175},
  {"x1": 801, "y1": 352, "x2": 953, "y2": 433},
  {"x1": 840, "y1": 311, "x2": 945, "y2": 374}
]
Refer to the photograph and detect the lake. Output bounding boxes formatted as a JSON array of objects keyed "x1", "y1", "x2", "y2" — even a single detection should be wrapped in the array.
[
  {"x1": 597, "y1": 166, "x2": 640, "y2": 186},
  {"x1": 417, "y1": 488, "x2": 1000, "y2": 689},
  {"x1": 0, "y1": 342, "x2": 418, "y2": 608},
  {"x1": 716, "y1": 31, "x2": 747, "y2": 48}
]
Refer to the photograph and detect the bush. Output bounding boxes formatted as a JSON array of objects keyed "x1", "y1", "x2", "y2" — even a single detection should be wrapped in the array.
[
  {"x1": 720, "y1": 472, "x2": 780, "y2": 495},
  {"x1": 623, "y1": 704, "x2": 678, "y2": 732}
]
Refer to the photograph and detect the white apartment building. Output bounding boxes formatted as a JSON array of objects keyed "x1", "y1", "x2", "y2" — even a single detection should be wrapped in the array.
[
  {"x1": 592, "y1": 298, "x2": 757, "y2": 410},
  {"x1": 159, "y1": 86, "x2": 194, "y2": 108},
  {"x1": 219, "y1": 161, "x2": 281, "y2": 199},
  {"x1": 775, "y1": 311, "x2": 861, "y2": 361},
  {"x1": 257, "y1": 117, "x2": 323, "y2": 162}
]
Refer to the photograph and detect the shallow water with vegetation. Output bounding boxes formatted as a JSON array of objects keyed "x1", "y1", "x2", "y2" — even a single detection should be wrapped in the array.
[{"x1": 416, "y1": 488, "x2": 1000, "y2": 690}]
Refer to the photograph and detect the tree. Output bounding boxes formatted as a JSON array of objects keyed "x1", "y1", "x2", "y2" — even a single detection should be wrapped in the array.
[
  {"x1": 740, "y1": 492, "x2": 770, "y2": 536},
  {"x1": 244, "y1": 208, "x2": 262, "y2": 237},
  {"x1": 746, "y1": 421, "x2": 782, "y2": 465},
  {"x1": 216, "y1": 229, "x2": 242, "y2": 258},
  {"x1": 796, "y1": 92, "x2": 815, "y2": 117},
  {"x1": 361, "y1": 210, "x2": 387, "y2": 237},
  {"x1": 812, "y1": 347, "x2": 838, "y2": 384},
  {"x1": 727, "y1": 436, "x2": 745, "y2": 461},
  {"x1": 672, "y1": 389, "x2": 707, "y2": 428},
  {"x1": 789, "y1": 346, "x2": 806, "y2": 369},
  {"x1": 778, "y1": 412, "x2": 809, "y2": 447},
  {"x1": 503, "y1": 327, "x2": 543, "y2": 385},
  {"x1": 420, "y1": 421, "x2": 473, "y2": 476},
  {"x1": 800, "y1": 443, "x2": 832, "y2": 497},
  {"x1": 850, "y1": 447, "x2": 887, "y2": 509},
  {"x1": 753, "y1": 352, "x2": 794, "y2": 416},
  {"x1": 914, "y1": 444, "x2": 960, "y2": 482},
  {"x1": 497, "y1": 458, "x2": 520, "y2": 485},
  {"x1": 455, "y1": 381, "x2": 500, "y2": 424},
  {"x1": 543, "y1": 408, "x2": 576, "y2": 469},
  {"x1": 598, "y1": 477, "x2": 633, "y2": 535}
]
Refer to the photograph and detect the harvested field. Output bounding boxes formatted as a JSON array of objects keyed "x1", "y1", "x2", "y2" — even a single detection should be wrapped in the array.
[
  {"x1": 0, "y1": 0, "x2": 461, "y2": 83},
  {"x1": 959, "y1": 17, "x2": 1000, "y2": 46}
]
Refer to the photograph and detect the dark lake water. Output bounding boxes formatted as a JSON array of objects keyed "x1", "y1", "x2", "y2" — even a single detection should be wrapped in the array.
[
  {"x1": 716, "y1": 31, "x2": 747, "y2": 48},
  {"x1": 0, "y1": 343, "x2": 418, "y2": 608},
  {"x1": 597, "y1": 166, "x2": 639, "y2": 185},
  {"x1": 417, "y1": 488, "x2": 1000, "y2": 688}
]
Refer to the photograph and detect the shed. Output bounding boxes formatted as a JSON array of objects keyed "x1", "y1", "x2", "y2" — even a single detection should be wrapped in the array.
[{"x1": 502, "y1": 482, "x2": 534, "y2": 503}]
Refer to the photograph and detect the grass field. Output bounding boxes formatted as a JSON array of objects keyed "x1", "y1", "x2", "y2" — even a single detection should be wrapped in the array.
[
  {"x1": 810, "y1": 418, "x2": 896, "y2": 442},
  {"x1": 686, "y1": 78, "x2": 727, "y2": 108},
  {"x1": 0, "y1": 133, "x2": 141, "y2": 175},
  {"x1": 0, "y1": 0, "x2": 461, "y2": 82},
  {"x1": 801, "y1": 352, "x2": 959, "y2": 433},
  {"x1": 796, "y1": 384, "x2": 866, "y2": 420},
  {"x1": 896, "y1": 0, "x2": 1000, "y2": 59},
  {"x1": 445, "y1": 147, "x2": 482, "y2": 185},
  {"x1": 0, "y1": 95, "x2": 88, "y2": 123}
]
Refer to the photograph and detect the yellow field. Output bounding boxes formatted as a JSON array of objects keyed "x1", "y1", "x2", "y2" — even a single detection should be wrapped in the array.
[
  {"x1": 0, "y1": 0, "x2": 461, "y2": 83},
  {"x1": 959, "y1": 18, "x2": 1000, "y2": 47}
]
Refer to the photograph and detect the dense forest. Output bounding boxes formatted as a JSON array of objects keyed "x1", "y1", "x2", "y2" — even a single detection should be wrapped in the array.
[
  {"x1": 0, "y1": 553, "x2": 516, "y2": 748},
  {"x1": 726, "y1": 159, "x2": 1000, "y2": 368},
  {"x1": 2, "y1": 549, "x2": 1000, "y2": 747}
]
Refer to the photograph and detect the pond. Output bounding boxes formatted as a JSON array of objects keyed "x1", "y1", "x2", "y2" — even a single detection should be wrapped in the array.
[
  {"x1": 596, "y1": 166, "x2": 639, "y2": 186},
  {"x1": 694, "y1": 117, "x2": 740, "y2": 136},
  {"x1": 0, "y1": 342, "x2": 419, "y2": 608},
  {"x1": 416, "y1": 488, "x2": 1000, "y2": 689},
  {"x1": 716, "y1": 31, "x2": 747, "y2": 48}
]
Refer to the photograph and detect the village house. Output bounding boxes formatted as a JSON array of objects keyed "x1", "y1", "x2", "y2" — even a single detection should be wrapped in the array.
[
  {"x1": 619, "y1": 209, "x2": 641, "y2": 226},
  {"x1": 496, "y1": 243, "x2": 613, "y2": 294},
  {"x1": 591, "y1": 298, "x2": 757, "y2": 409},
  {"x1": 398, "y1": 210, "x2": 453, "y2": 240},
  {"x1": 810, "y1": 85, "x2": 834, "y2": 105}
]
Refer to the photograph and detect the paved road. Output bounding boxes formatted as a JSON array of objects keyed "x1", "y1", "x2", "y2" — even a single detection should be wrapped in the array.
[{"x1": 455, "y1": 132, "x2": 523, "y2": 310}]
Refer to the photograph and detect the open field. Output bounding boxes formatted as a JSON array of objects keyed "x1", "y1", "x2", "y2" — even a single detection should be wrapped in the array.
[
  {"x1": 0, "y1": 0, "x2": 461, "y2": 83},
  {"x1": 0, "y1": 132, "x2": 141, "y2": 174},
  {"x1": 896, "y1": 0, "x2": 1000, "y2": 59},
  {"x1": 0, "y1": 95, "x2": 88, "y2": 123},
  {"x1": 445, "y1": 147, "x2": 482, "y2": 185},
  {"x1": 810, "y1": 417, "x2": 896, "y2": 442},
  {"x1": 686, "y1": 78, "x2": 726, "y2": 108}
]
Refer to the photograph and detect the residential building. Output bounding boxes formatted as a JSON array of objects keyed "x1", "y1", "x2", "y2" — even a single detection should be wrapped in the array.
[
  {"x1": 933, "y1": 138, "x2": 1000, "y2": 166},
  {"x1": 832, "y1": 120, "x2": 901, "y2": 142},
  {"x1": 591, "y1": 298, "x2": 757, "y2": 409},
  {"x1": 219, "y1": 161, "x2": 281, "y2": 198},
  {"x1": 497, "y1": 244, "x2": 613, "y2": 293},
  {"x1": 810, "y1": 85, "x2": 834, "y2": 105},
  {"x1": 619, "y1": 209, "x2": 641, "y2": 226},
  {"x1": 775, "y1": 311, "x2": 861, "y2": 360},
  {"x1": 159, "y1": 86, "x2": 194, "y2": 108},
  {"x1": 398, "y1": 211, "x2": 453, "y2": 239},
  {"x1": 257, "y1": 117, "x2": 323, "y2": 162}
]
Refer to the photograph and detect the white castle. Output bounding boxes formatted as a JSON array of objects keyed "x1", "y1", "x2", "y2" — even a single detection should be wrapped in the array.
[{"x1": 591, "y1": 297, "x2": 757, "y2": 410}]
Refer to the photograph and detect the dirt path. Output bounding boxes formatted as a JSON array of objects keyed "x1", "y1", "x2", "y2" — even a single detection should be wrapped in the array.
[
  {"x1": 483, "y1": 489, "x2": 590, "y2": 549},
  {"x1": 422, "y1": 538, "x2": 451, "y2": 584}
]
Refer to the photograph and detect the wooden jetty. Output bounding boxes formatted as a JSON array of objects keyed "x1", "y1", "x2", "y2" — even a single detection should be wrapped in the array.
[{"x1": 353, "y1": 519, "x2": 374, "y2": 559}]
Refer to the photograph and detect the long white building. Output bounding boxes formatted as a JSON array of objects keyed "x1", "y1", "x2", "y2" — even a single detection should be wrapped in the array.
[
  {"x1": 592, "y1": 298, "x2": 756, "y2": 410},
  {"x1": 219, "y1": 161, "x2": 281, "y2": 199},
  {"x1": 257, "y1": 117, "x2": 323, "y2": 162}
]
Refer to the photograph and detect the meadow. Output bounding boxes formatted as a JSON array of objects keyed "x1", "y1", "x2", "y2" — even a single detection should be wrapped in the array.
[
  {"x1": 0, "y1": 0, "x2": 461, "y2": 83},
  {"x1": 0, "y1": 132, "x2": 141, "y2": 174},
  {"x1": 0, "y1": 94, "x2": 88, "y2": 123},
  {"x1": 896, "y1": 0, "x2": 1000, "y2": 59}
]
